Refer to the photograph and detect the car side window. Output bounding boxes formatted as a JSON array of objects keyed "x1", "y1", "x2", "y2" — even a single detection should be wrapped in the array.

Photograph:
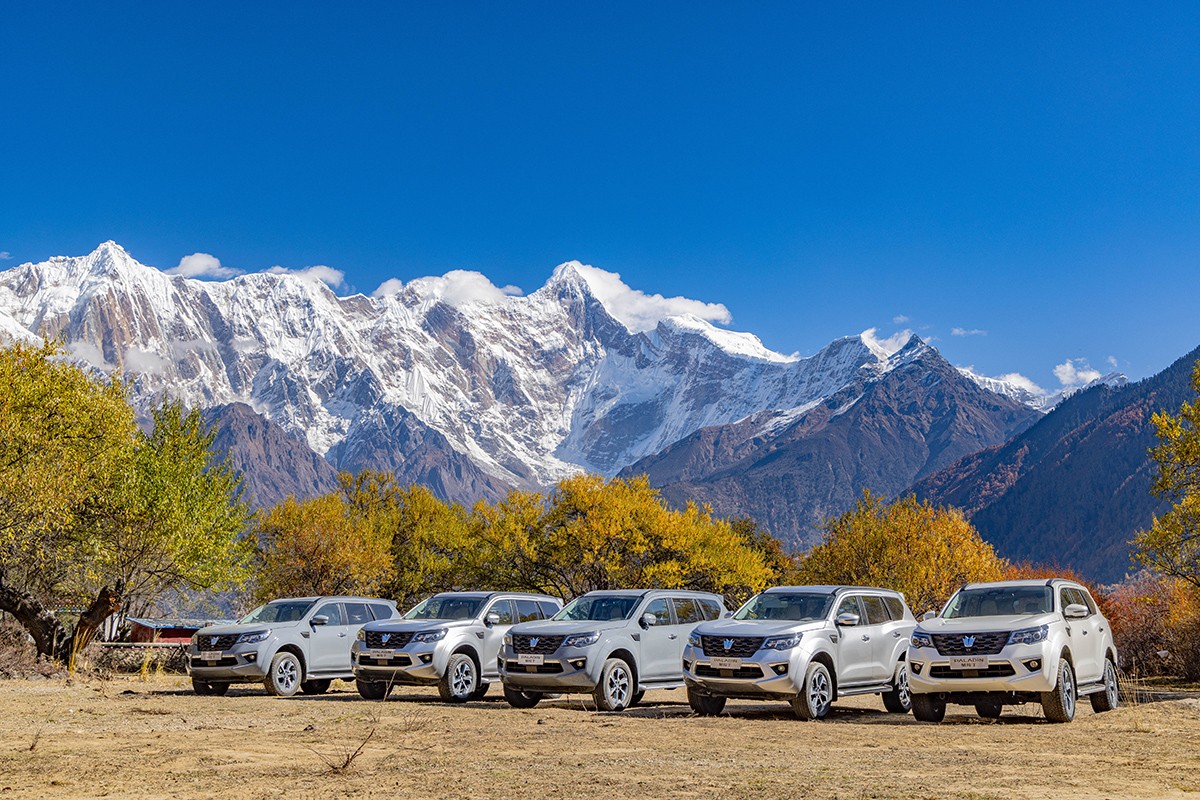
[
  {"x1": 882, "y1": 596, "x2": 904, "y2": 620},
  {"x1": 537, "y1": 600, "x2": 560, "y2": 618},
  {"x1": 835, "y1": 595, "x2": 863, "y2": 620},
  {"x1": 861, "y1": 595, "x2": 890, "y2": 625},
  {"x1": 1067, "y1": 588, "x2": 1093, "y2": 617},
  {"x1": 515, "y1": 599, "x2": 543, "y2": 622},
  {"x1": 368, "y1": 603, "x2": 394, "y2": 621},
  {"x1": 698, "y1": 599, "x2": 723, "y2": 621},
  {"x1": 314, "y1": 603, "x2": 344, "y2": 626},
  {"x1": 1059, "y1": 588, "x2": 1073, "y2": 614},
  {"x1": 1077, "y1": 588, "x2": 1099, "y2": 615},
  {"x1": 643, "y1": 598, "x2": 673, "y2": 626},
  {"x1": 487, "y1": 600, "x2": 515, "y2": 625},
  {"x1": 671, "y1": 598, "x2": 704, "y2": 625}
]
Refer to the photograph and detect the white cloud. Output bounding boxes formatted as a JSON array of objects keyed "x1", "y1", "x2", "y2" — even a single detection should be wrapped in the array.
[
  {"x1": 371, "y1": 278, "x2": 406, "y2": 298},
  {"x1": 996, "y1": 372, "x2": 1045, "y2": 395},
  {"x1": 166, "y1": 252, "x2": 242, "y2": 279},
  {"x1": 404, "y1": 270, "x2": 521, "y2": 308},
  {"x1": 861, "y1": 327, "x2": 915, "y2": 357},
  {"x1": 0, "y1": 251, "x2": 11, "y2": 260},
  {"x1": 1107, "y1": 355, "x2": 1119, "y2": 369},
  {"x1": 123, "y1": 347, "x2": 171, "y2": 375},
  {"x1": 951, "y1": 327, "x2": 987, "y2": 337},
  {"x1": 893, "y1": 314, "x2": 910, "y2": 324},
  {"x1": 266, "y1": 264, "x2": 346, "y2": 289},
  {"x1": 67, "y1": 341, "x2": 113, "y2": 371},
  {"x1": 1053, "y1": 358, "x2": 1103, "y2": 387},
  {"x1": 565, "y1": 262, "x2": 731, "y2": 332}
]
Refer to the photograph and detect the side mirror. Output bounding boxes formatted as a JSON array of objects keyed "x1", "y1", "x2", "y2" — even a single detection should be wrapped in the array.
[
  {"x1": 310, "y1": 615, "x2": 329, "y2": 626},
  {"x1": 921, "y1": 611, "x2": 937, "y2": 622},
  {"x1": 485, "y1": 612, "x2": 501, "y2": 627},
  {"x1": 640, "y1": 612, "x2": 657, "y2": 629},
  {"x1": 1064, "y1": 603, "x2": 1088, "y2": 619},
  {"x1": 835, "y1": 612, "x2": 860, "y2": 627}
]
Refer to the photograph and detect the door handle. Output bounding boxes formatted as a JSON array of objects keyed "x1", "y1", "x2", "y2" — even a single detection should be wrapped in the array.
[
  {"x1": 668, "y1": 634, "x2": 678, "y2": 640},
  {"x1": 1081, "y1": 630, "x2": 1088, "y2": 635},
  {"x1": 861, "y1": 635, "x2": 871, "y2": 642},
  {"x1": 338, "y1": 632, "x2": 347, "y2": 638},
  {"x1": 892, "y1": 631, "x2": 904, "y2": 638}
]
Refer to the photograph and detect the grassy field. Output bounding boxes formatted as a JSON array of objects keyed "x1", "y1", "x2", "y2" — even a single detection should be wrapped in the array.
[{"x1": 0, "y1": 675, "x2": 1197, "y2": 799}]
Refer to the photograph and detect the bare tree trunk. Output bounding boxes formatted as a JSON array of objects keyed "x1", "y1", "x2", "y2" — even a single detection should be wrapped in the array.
[
  {"x1": 0, "y1": 583, "x2": 122, "y2": 663},
  {"x1": 68, "y1": 586, "x2": 122, "y2": 658}
]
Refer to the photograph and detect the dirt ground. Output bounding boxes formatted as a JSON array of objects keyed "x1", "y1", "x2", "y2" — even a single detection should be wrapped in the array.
[{"x1": 0, "y1": 676, "x2": 1197, "y2": 799}]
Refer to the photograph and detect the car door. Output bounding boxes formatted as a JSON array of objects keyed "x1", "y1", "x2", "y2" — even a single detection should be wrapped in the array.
[
  {"x1": 480, "y1": 599, "x2": 517, "y2": 677},
  {"x1": 306, "y1": 602, "x2": 348, "y2": 673},
  {"x1": 1066, "y1": 587, "x2": 1102, "y2": 682},
  {"x1": 860, "y1": 594, "x2": 900, "y2": 683},
  {"x1": 832, "y1": 595, "x2": 874, "y2": 686},
  {"x1": 636, "y1": 598, "x2": 678, "y2": 682},
  {"x1": 669, "y1": 597, "x2": 706, "y2": 665}
]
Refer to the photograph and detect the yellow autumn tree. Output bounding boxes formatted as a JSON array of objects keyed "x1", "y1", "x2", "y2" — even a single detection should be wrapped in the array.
[{"x1": 799, "y1": 490, "x2": 1005, "y2": 614}]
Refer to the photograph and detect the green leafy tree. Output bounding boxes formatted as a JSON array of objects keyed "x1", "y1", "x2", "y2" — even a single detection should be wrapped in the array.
[{"x1": 1134, "y1": 361, "x2": 1200, "y2": 589}]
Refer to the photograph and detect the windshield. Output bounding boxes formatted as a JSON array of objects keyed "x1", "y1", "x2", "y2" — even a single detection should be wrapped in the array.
[
  {"x1": 240, "y1": 600, "x2": 315, "y2": 624},
  {"x1": 734, "y1": 592, "x2": 833, "y2": 622},
  {"x1": 553, "y1": 595, "x2": 641, "y2": 622},
  {"x1": 404, "y1": 595, "x2": 483, "y2": 620},
  {"x1": 943, "y1": 586, "x2": 1053, "y2": 618}
]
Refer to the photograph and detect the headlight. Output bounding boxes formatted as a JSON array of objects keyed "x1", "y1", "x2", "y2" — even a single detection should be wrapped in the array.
[
  {"x1": 502, "y1": 634, "x2": 512, "y2": 646},
  {"x1": 563, "y1": 631, "x2": 600, "y2": 648},
  {"x1": 236, "y1": 630, "x2": 270, "y2": 644},
  {"x1": 412, "y1": 628, "x2": 447, "y2": 643},
  {"x1": 1007, "y1": 625, "x2": 1049, "y2": 645},
  {"x1": 687, "y1": 631, "x2": 701, "y2": 648},
  {"x1": 356, "y1": 629, "x2": 366, "y2": 641},
  {"x1": 761, "y1": 634, "x2": 802, "y2": 651},
  {"x1": 910, "y1": 631, "x2": 934, "y2": 649}
]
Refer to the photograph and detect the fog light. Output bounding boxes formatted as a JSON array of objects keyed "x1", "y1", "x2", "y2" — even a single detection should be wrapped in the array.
[
  {"x1": 569, "y1": 658, "x2": 587, "y2": 670},
  {"x1": 910, "y1": 661, "x2": 924, "y2": 675},
  {"x1": 1022, "y1": 659, "x2": 1041, "y2": 672},
  {"x1": 419, "y1": 653, "x2": 434, "y2": 664},
  {"x1": 771, "y1": 663, "x2": 789, "y2": 676},
  {"x1": 244, "y1": 653, "x2": 257, "y2": 663}
]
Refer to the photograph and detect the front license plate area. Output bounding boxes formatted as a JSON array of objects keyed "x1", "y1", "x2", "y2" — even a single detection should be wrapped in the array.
[
  {"x1": 710, "y1": 657, "x2": 742, "y2": 670},
  {"x1": 366, "y1": 649, "x2": 394, "y2": 660},
  {"x1": 517, "y1": 654, "x2": 544, "y2": 666},
  {"x1": 949, "y1": 656, "x2": 989, "y2": 670},
  {"x1": 200, "y1": 651, "x2": 222, "y2": 661}
]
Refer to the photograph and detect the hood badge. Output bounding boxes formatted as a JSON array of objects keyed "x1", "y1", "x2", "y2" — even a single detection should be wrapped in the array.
[
  {"x1": 530, "y1": 637, "x2": 540, "y2": 649},
  {"x1": 962, "y1": 635, "x2": 976, "y2": 648},
  {"x1": 210, "y1": 636, "x2": 219, "y2": 646},
  {"x1": 381, "y1": 633, "x2": 391, "y2": 645},
  {"x1": 723, "y1": 639, "x2": 734, "y2": 651}
]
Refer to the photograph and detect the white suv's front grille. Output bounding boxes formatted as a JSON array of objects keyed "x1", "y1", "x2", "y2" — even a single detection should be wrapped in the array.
[{"x1": 931, "y1": 631, "x2": 1009, "y2": 656}]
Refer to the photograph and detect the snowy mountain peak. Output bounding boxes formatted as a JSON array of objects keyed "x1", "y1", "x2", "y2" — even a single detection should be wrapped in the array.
[{"x1": 958, "y1": 367, "x2": 1129, "y2": 412}]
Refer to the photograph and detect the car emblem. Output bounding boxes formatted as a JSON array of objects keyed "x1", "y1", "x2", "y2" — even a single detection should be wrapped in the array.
[
  {"x1": 723, "y1": 639, "x2": 734, "y2": 651},
  {"x1": 381, "y1": 633, "x2": 391, "y2": 644},
  {"x1": 210, "y1": 636, "x2": 219, "y2": 646},
  {"x1": 962, "y1": 635, "x2": 976, "y2": 648},
  {"x1": 530, "y1": 637, "x2": 540, "y2": 648}
]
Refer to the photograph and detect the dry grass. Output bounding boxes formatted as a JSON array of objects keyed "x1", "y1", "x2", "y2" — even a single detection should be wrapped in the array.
[{"x1": 0, "y1": 675, "x2": 1198, "y2": 799}]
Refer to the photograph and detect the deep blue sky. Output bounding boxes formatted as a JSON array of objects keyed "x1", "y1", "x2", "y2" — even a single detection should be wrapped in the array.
[{"x1": 2, "y1": 3, "x2": 1198, "y2": 386}]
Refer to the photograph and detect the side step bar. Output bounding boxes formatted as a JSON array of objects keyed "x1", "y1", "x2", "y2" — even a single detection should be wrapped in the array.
[{"x1": 837, "y1": 682, "x2": 892, "y2": 698}]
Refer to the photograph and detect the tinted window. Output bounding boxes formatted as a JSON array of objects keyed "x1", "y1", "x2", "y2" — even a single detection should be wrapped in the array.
[
  {"x1": 737, "y1": 592, "x2": 834, "y2": 622},
  {"x1": 861, "y1": 596, "x2": 890, "y2": 625},
  {"x1": 1066, "y1": 588, "x2": 1094, "y2": 617},
  {"x1": 487, "y1": 600, "x2": 515, "y2": 625},
  {"x1": 239, "y1": 600, "x2": 315, "y2": 624},
  {"x1": 672, "y1": 598, "x2": 704, "y2": 625},
  {"x1": 643, "y1": 598, "x2": 673, "y2": 626},
  {"x1": 313, "y1": 603, "x2": 344, "y2": 626},
  {"x1": 882, "y1": 596, "x2": 905, "y2": 621},
  {"x1": 835, "y1": 595, "x2": 863, "y2": 620},
  {"x1": 554, "y1": 595, "x2": 641, "y2": 622},
  {"x1": 1059, "y1": 588, "x2": 1073, "y2": 613},
  {"x1": 1076, "y1": 588, "x2": 1098, "y2": 615},
  {"x1": 698, "y1": 599, "x2": 723, "y2": 621},
  {"x1": 944, "y1": 587, "x2": 1052, "y2": 618},
  {"x1": 515, "y1": 599, "x2": 544, "y2": 622},
  {"x1": 369, "y1": 603, "x2": 394, "y2": 621},
  {"x1": 405, "y1": 595, "x2": 483, "y2": 620},
  {"x1": 537, "y1": 600, "x2": 560, "y2": 618},
  {"x1": 344, "y1": 602, "x2": 372, "y2": 625}
]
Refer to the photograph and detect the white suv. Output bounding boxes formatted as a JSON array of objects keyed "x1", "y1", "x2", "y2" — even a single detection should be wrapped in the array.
[
  {"x1": 908, "y1": 579, "x2": 1119, "y2": 723},
  {"x1": 682, "y1": 585, "x2": 915, "y2": 720}
]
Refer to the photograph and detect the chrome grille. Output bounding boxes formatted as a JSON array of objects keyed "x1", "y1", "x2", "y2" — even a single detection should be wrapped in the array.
[
  {"x1": 198, "y1": 634, "x2": 238, "y2": 650},
  {"x1": 512, "y1": 634, "x2": 564, "y2": 654},
  {"x1": 364, "y1": 630, "x2": 414, "y2": 649},
  {"x1": 931, "y1": 631, "x2": 1009, "y2": 656},
  {"x1": 700, "y1": 635, "x2": 763, "y2": 658}
]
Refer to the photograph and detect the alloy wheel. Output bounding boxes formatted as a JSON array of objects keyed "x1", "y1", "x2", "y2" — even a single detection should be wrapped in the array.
[
  {"x1": 809, "y1": 667, "x2": 831, "y2": 715},
  {"x1": 606, "y1": 664, "x2": 630, "y2": 707},
  {"x1": 452, "y1": 658, "x2": 475, "y2": 698}
]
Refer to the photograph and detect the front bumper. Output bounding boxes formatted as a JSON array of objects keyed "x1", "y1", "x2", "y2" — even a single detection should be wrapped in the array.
[
  {"x1": 681, "y1": 644, "x2": 798, "y2": 699},
  {"x1": 350, "y1": 641, "x2": 441, "y2": 685},
  {"x1": 185, "y1": 644, "x2": 268, "y2": 682},
  {"x1": 498, "y1": 644, "x2": 599, "y2": 692},
  {"x1": 907, "y1": 643, "x2": 1056, "y2": 694}
]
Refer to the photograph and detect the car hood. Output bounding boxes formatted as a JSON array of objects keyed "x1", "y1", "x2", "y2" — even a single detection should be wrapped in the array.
[
  {"x1": 508, "y1": 619, "x2": 629, "y2": 637},
  {"x1": 916, "y1": 613, "x2": 1058, "y2": 634},
  {"x1": 692, "y1": 619, "x2": 824, "y2": 638},
  {"x1": 362, "y1": 618, "x2": 474, "y2": 633},
  {"x1": 194, "y1": 621, "x2": 300, "y2": 638}
]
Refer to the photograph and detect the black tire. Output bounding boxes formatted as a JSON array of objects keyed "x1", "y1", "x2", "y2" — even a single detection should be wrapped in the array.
[
  {"x1": 1090, "y1": 658, "x2": 1119, "y2": 713},
  {"x1": 469, "y1": 681, "x2": 490, "y2": 701},
  {"x1": 356, "y1": 679, "x2": 390, "y2": 701},
  {"x1": 300, "y1": 679, "x2": 331, "y2": 695},
  {"x1": 790, "y1": 661, "x2": 834, "y2": 721},
  {"x1": 502, "y1": 684, "x2": 543, "y2": 708},
  {"x1": 881, "y1": 662, "x2": 912, "y2": 714},
  {"x1": 439, "y1": 652, "x2": 479, "y2": 703},
  {"x1": 687, "y1": 687, "x2": 727, "y2": 716},
  {"x1": 593, "y1": 658, "x2": 635, "y2": 712},
  {"x1": 192, "y1": 678, "x2": 229, "y2": 696},
  {"x1": 263, "y1": 651, "x2": 303, "y2": 697},
  {"x1": 911, "y1": 693, "x2": 946, "y2": 723},
  {"x1": 1042, "y1": 657, "x2": 1077, "y2": 723},
  {"x1": 628, "y1": 689, "x2": 646, "y2": 708},
  {"x1": 975, "y1": 699, "x2": 1004, "y2": 719}
]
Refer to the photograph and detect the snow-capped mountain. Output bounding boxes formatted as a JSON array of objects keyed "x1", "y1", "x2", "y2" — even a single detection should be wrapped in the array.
[
  {"x1": 958, "y1": 367, "x2": 1127, "y2": 412},
  {"x1": 0, "y1": 242, "x2": 1051, "y2": 512}
]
